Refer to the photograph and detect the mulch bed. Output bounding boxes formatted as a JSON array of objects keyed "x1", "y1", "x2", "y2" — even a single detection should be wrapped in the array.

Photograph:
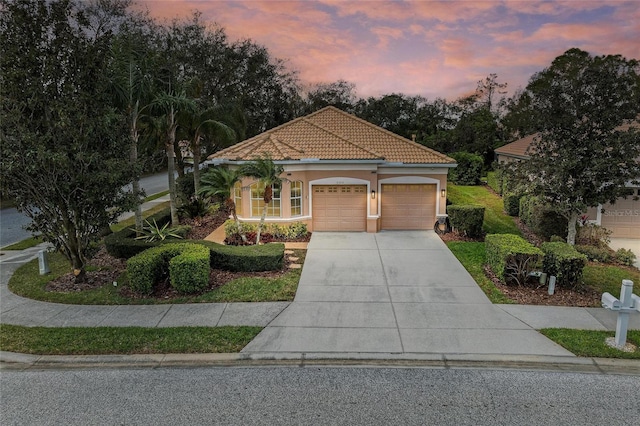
[
  {"x1": 437, "y1": 209, "x2": 605, "y2": 307},
  {"x1": 45, "y1": 210, "x2": 303, "y2": 300},
  {"x1": 46, "y1": 246, "x2": 297, "y2": 300},
  {"x1": 482, "y1": 264, "x2": 601, "y2": 307}
]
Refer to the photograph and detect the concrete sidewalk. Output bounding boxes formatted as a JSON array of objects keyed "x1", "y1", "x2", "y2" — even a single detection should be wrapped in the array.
[{"x1": 1, "y1": 233, "x2": 638, "y2": 360}]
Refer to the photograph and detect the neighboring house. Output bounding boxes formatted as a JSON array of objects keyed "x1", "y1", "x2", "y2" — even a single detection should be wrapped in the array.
[
  {"x1": 495, "y1": 124, "x2": 640, "y2": 239},
  {"x1": 206, "y1": 106, "x2": 456, "y2": 232}
]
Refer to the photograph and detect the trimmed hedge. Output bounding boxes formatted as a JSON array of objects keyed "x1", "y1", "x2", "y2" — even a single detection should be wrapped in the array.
[
  {"x1": 127, "y1": 243, "x2": 210, "y2": 294},
  {"x1": 486, "y1": 170, "x2": 502, "y2": 195},
  {"x1": 503, "y1": 193, "x2": 522, "y2": 216},
  {"x1": 447, "y1": 204, "x2": 485, "y2": 238},
  {"x1": 486, "y1": 234, "x2": 543, "y2": 285},
  {"x1": 198, "y1": 241, "x2": 284, "y2": 272},
  {"x1": 575, "y1": 244, "x2": 612, "y2": 263},
  {"x1": 541, "y1": 242, "x2": 587, "y2": 288},
  {"x1": 448, "y1": 152, "x2": 483, "y2": 185},
  {"x1": 105, "y1": 208, "x2": 189, "y2": 258},
  {"x1": 519, "y1": 196, "x2": 568, "y2": 240}
]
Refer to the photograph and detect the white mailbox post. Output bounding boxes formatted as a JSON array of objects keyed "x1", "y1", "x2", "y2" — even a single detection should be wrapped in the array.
[{"x1": 601, "y1": 280, "x2": 640, "y2": 348}]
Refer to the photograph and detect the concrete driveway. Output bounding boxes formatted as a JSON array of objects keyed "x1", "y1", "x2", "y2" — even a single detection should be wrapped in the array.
[
  {"x1": 243, "y1": 231, "x2": 573, "y2": 357},
  {"x1": 609, "y1": 238, "x2": 640, "y2": 269}
]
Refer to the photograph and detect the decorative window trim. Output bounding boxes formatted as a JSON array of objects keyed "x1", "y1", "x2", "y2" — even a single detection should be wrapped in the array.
[{"x1": 290, "y1": 180, "x2": 303, "y2": 217}]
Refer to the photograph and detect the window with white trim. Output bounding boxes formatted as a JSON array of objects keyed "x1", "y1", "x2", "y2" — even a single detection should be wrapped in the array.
[
  {"x1": 233, "y1": 182, "x2": 242, "y2": 216},
  {"x1": 250, "y1": 182, "x2": 281, "y2": 217},
  {"x1": 291, "y1": 181, "x2": 302, "y2": 216}
]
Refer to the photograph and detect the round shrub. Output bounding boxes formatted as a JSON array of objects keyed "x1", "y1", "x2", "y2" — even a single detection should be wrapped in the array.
[
  {"x1": 127, "y1": 243, "x2": 210, "y2": 294},
  {"x1": 503, "y1": 193, "x2": 522, "y2": 217}
]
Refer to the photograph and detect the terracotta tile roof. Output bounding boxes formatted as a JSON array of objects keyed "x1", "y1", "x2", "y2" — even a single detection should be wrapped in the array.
[
  {"x1": 208, "y1": 106, "x2": 455, "y2": 164},
  {"x1": 495, "y1": 118, "x2": 640, "y2": 160},
  {"x1": 494, "y1": 133, "x2": 538, "y2": 159}
]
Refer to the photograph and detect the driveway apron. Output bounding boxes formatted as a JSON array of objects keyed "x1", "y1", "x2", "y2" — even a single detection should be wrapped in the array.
[{"x1": 242, "y1": 231, "x2": 574, "y2": 356}]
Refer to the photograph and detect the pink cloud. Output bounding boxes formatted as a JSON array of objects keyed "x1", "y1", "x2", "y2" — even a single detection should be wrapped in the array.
[
  {"x1": 370, "y1": 26, "x2": 405, "y2": 49},
  {"x1": 135, "y1": 1, "x2": 639, "y2": 101}
]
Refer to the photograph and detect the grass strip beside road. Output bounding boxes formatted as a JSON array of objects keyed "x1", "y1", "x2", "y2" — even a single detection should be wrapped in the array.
[
  {"x1": 144, "y1": 190, "x2": 169, "y2": 202},
  {"x1": 540, "y1": 328, "x2": 640, "y2": 359},
  {"x1": 447, "y1": 184, "x2": 521, "y2": 235},
  {"x1": 0, "y1": 324, "x2": 262, "y2": 355},
  {"x1": 110, "y1": 201, "x2": 171, "y2": 233},
  {"x1": 1, "y1": 236, "x2": 43, "y2": 251},
  {"x1": 1, "y1": 195, "x2": 169, "y2": 250}
]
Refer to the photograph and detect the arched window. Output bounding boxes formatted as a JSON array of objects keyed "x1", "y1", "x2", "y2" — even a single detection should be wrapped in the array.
[
  {"x1": 290, "y1": 181, "x2": 303, "y2": 216},
  {"x1": 250, "y1": 182, "x2": 281, "y2": 217}
]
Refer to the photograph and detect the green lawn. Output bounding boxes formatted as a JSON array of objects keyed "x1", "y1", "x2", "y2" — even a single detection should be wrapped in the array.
[
  {"x1": 8, "y1": 249, "x2": 304, "y2": 305},
  {"x1": 1, "y1": 236, "x2": 43, "y2": 251},
  {"x1": 447, "y1": 184, "x2": 521, "y2": 235},
  {"x1": 110, "y1": 201, "x2": 171, "y2": 232},
  {"x1": 446, "y1": 241, "x2": 512, "y2": 304},
  {"x1": 540, "y1": 328, "x2": 640, "y2": 359},
  {"x1": 0, "y1": 324, "x2": 261, "y2": 355},
  {"x1": 582, "y1": 264, "x2": 640, "y2": 298}
]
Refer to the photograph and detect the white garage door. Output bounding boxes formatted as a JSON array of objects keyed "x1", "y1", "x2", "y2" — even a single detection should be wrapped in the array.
[
  {"x1": 312, "y1": 185, "x2": 367, "y2": 231},
  {"x1": 600, "y1": 190, "x2": 640, "y2": 238},
  {"x1": 381, "y1": 184, "x2": 436, "y2": 230}
]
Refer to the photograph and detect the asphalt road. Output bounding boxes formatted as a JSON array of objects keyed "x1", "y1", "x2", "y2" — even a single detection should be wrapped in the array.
[
  {"x1": 0, "y1": 172, "x2": 171, "y2": 247},
  {"x1": 2, "y1": 366, "x2": 638, "y2": 425}
]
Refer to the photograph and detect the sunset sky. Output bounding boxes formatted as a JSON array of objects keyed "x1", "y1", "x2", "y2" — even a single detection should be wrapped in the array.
[{"x1": 137, "y1": 0, "x2": 640, "y2": 101}]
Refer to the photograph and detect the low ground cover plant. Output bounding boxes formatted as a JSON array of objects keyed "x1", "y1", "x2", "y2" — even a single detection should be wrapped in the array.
[{"x1": 223, "y1": 220, "x2": 309, "y2": 245}]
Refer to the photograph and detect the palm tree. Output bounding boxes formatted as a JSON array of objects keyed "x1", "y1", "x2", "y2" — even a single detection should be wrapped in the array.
[
  {"x1": 177, "y1": 107, "x2": 236, "y2": 196},
  {"x1": 198, "y1": 167, "x2": 247, "y2": 243},
  {"x1": 149, "y1": 91, "x2": 197, "y2": 226},
  {"x1": 107, "y1": 34, "x2": 154, "y2": 232},
  {"x1": 240, "y1": 154, "x2": 284, "y2": 244}
]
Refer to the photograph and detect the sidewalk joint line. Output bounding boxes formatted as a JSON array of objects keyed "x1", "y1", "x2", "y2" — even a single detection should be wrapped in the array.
[{"x1": 374, "y1": 233, "x2": 405, "y2": 353}]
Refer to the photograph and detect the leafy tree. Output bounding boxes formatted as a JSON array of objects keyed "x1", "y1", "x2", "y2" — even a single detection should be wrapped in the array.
[
  {"x1": 198, "y1": 167, "x2": 247, "y2": 243},
  {"x1": 355, "y1": 94, "x2": 426, "y2": 139},
  {"x1": 239, "y1": 155, "x2": 284, "y2": 244},
  {"x1": 0, "y1": 0, "x2": 136, "y2": 281},
  {"x1": 449, "y1": 107, "x2": 501, "y2": 166},
  {"x1": 448, "y1": 152, "x2": 484, "y2": 185},
  {"x1": 304, "y1": 80, "x2": 358, "y2": 113},
  {"x1": 475, "y1": 73, "x2": 508, "y2": 115},
  {"x1": 512, "y1": 48, "x2": 640, "y2": 244}
]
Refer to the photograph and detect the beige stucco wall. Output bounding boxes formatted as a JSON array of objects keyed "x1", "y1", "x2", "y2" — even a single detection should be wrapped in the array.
[{"x1": 233, "y1": 164, "x2": 451, "y2": 233}]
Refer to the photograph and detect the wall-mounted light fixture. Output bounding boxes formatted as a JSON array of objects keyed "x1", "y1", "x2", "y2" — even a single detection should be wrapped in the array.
[
  {"x1": 441, "y1": 189, "x2": 446, "y2": 198},
  {"x1": 371, "y1": 190, "x2": 376, "y2": 199}
]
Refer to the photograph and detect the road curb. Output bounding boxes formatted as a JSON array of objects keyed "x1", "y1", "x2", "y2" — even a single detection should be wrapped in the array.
[{"x1": 2, "y1": 350, "x2": 639, "y2": 375}]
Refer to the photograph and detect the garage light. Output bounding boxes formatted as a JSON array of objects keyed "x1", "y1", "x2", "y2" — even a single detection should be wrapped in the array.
[
  {"x1": 441, "y1": 189, "x2": 446, "y2": 198},
  {"x1": 371, "y1": 190, "x2": 376, "y2": 199}
]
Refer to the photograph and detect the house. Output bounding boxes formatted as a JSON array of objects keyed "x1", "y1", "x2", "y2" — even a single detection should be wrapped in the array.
[
  {"x1": 206, "y1": 106, "x2": 456, "y2": 232},
  {"x1": 495, "y1": 124, "x2": 640, "y2": 239}
]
